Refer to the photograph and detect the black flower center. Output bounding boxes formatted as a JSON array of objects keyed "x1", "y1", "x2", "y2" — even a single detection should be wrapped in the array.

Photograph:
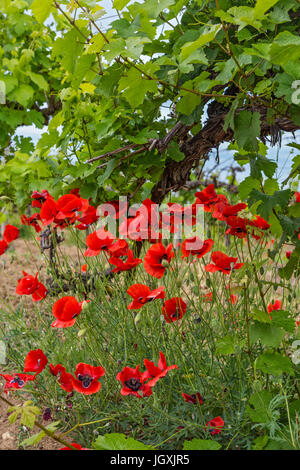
[
  {"x1": 124, "y1": 378, "x2": 142, "y2": 391},
  {"x1": 160, "y1": 254, "x2": 168, "y2": 263},
  {"x1": 171, "y1": 307, "x2": 181, "y2": 319},
  {"x1": 77, "y1": 374, "x2": 93, "y2": 389},
  {"x1": 10, "y1": 376, "x2": 25, "y2": 387}
]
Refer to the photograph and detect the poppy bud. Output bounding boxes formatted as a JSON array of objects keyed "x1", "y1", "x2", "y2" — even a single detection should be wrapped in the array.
[
  {"x1": 80, "y1": 300, "x2": 90, "y2": 311},
  {"x1": 134, "y1": 312, "x2": 142, "y2": 325}
]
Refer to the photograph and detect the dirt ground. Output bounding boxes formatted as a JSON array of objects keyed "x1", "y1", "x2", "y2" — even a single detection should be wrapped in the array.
[
  {"x1": 0, "y1": 238, "x2": 80, "y2": 450},
  {"x1": 0, "y1": 397, "x2": 64, "y2": 450}
]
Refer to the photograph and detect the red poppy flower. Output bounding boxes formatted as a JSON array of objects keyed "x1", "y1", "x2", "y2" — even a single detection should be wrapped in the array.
[
  {"x1": 16, "y1": 271, "x2": 38, "y2": 294},
  {"x1": 181, "y1": 237, "x2": 214, "y2": 259},
  {"x1": 267, "y1": 300, "x2": 282, "y2": 313},
  {"x1": 249, "y1": 215, "x2": 270, "y2": 239},
  {"x1": 49, "y1": 364, "x2": 74, "y2": 392},
  {"x1": 60, "y1": 443, "x2": 88, "y2": 450},
  {"x1": 76, "y1": 205, "x2": 99, "y2": 230},
  {"x1": 143, "y1": 352, "x2": 178, "y2": 386},
  {"x1": 286, "y1": 251, "x2": 292, "y2": 259},
  {"x1": 109, "y1": 250, "x2": 142, "y2": 273},
  {"x1": 162, "y1": 297, "x2": 187, "y2": 323},
  {"x1": 295, "y1": 191, "x2": 300, "y2": 203},
  {"x1": 212, "y1": 201, "x2": 246, "y2": 221},
  {"x1": 108, "y1": 239, "x2": 128, "y2": 257},
  {"x1": 56, "y1": 194, "x2": 89, "y2": 220},
  {"x1": 32, "y1": 282, "x2": 48, "y2": 302},
  {"x1": 0, "y1": 240, "x2": 8, "y2": 256},
  {"x1": 21, "y1": 213, "x2": 42, "y2": 233},
  {"x1": 144, "y1": 243, "x2": 174, "y2": 278},
  {"x1": 84, "y1": 229, "x2": 115, "y2": 257},
  {"x1": 182, "y1": 392, "x2": 204, "y2": 405},
  {"x1": 40, "y1": 198, "x2": 58, "y2": 225},
  {"x1": 206, "y1": 416, "x2": 224, "y2": 435},
  {"x1": 127, "y1": 284, "x2": 165, "y2": 310},
  {"x1": 0, "y1": 373, "x2": 36, "y2": 392},
  {"x1": 72, "y1": 363, "x2": 106, "y2": 395},
  {"x1": 225, "y1": 216, "x2": 248, "y2": 238},
  {"x1": 195, "y1": 184, "x2": 220, "y2": 212},
  {"x1": 24, "y1": 349, "x2": 48, "y2": 375},
  {"x1": 49, "y1": 363, "x2": 66, "y2": 376},
  {"x1": 16, "y1": 271, "x2": 48, "y2": 301},
  {"x1": 205, "y1": 251, "x2": 244, "y2": 275},
  {"x1": 31, "y1": 190, "x2": 51, "y2": 208},
  {"x1": 51, "y1": 296, "x2": 86, "y2": 328},
  {"x1": 116, "y1": 365, "x2": 153, "y2": 398},
  {"x1": 81, "y1": 264, "x2": 88, "y2": 272},
  {"x1": 250, "y1": 215, "x2": 270, "y2": 230},
  {"x1": 3, "y1": 225, "x2": 19, "y2": 243}
]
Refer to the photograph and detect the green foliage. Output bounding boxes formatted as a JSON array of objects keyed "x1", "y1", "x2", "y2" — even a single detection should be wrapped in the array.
[
  {"x1": 0, "y1": 0, "x2": 299, "y2": 226},
  {"x1": 93, "y1": 433, "x2": 152, "y2": 450},
  {"x1": 8, "y1": 400, "x2": 40, "y2": 430},
  {"x1": 183, "y1": 438, "x2": 221, "y2": 450},
  {"x1": 20, "y1": 421, "x2": 60, "y2": 448}
]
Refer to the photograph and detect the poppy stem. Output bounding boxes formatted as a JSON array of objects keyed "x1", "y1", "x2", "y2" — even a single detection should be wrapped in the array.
[
  {"x1": 243, "y1": 286, "x2": 254, "y2": 376},
  {"x1": 246, "y1": 232, "x2": 268, "y2": 313}
]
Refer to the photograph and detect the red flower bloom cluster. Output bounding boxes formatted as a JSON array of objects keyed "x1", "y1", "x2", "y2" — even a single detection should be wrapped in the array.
[
  {"x1": 182, "y1": 392, "x2": 204, "y2": 405},
  {"x1": 144, "y1": 242, "x2": 174, "y2": 278},
  {"x1": 195, "y1": 184, "x2": 222, "y2": 212},
  {"x1": 84, "y1": 229, "x2": 115, "y2": 257},
  {"x1": 267, "y1": 299, "x2": 282, "y2": 320},
  {"x1": 21, "y1": 213, "x2": 42, "y2": 233},
  {"x1": 49, "y1": 362, "x2": 105, "y2": 395},
  {"x1": 51, "y1": 296, "x2": 89, "y2": 328},
  {"x1": 73, "y1": 363, "x2": 106, "y2": 395},
  {"x1": 193, "y1": 185, "x2": 270, "y2": 241},
  {"x1": 181, "y1": 237, "x2": 214, "y2": 259},
  {"x1": 206, "y1": 416, "x2": 224, "y2": 435},
  {"x1": 16, "y1": 271, "x2": 48, "y2": 301},
  {"x1": 267, "y1": 300, "x2": 282, "y2": 313},
  {"x1": 117, "y1": 352, "x2": 177, "y2": 398},
  {"x1": 23, "y1": 189, "x2": 100, "y2": 232},
  {"x1": 31, "y1": 190, "x2": 51, "y2": 208},
  {"x1": 143, "y1": 351, "x2": 178, "y2": 386},
  {"x1": 127, "y1": 284, "x2": 165, "y2": 310},
  {"x1": 162, "y1": 297, "x2": 187, "y2": 323},
  {"x1": 0, "y1": 224, "x2": 19, "y2": 256},
  {"x1": 116, "y1": 365, "x2": 152, "y2": 398},
  {"x1": 49, "y1": 364, "x2": 74, "y2": 392},
  {"x1": 24, "y1": 349, "x2": 48, "y2": 375},
  {"x1": 109, "y1": 249, "x2": 142, "y2": 273},
  {"x1": 0, "y1": 349, "x2": 48, "y2": 392},
  {"x1": 205, "y1": 251, "x2": 244, "y2": 275}
]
